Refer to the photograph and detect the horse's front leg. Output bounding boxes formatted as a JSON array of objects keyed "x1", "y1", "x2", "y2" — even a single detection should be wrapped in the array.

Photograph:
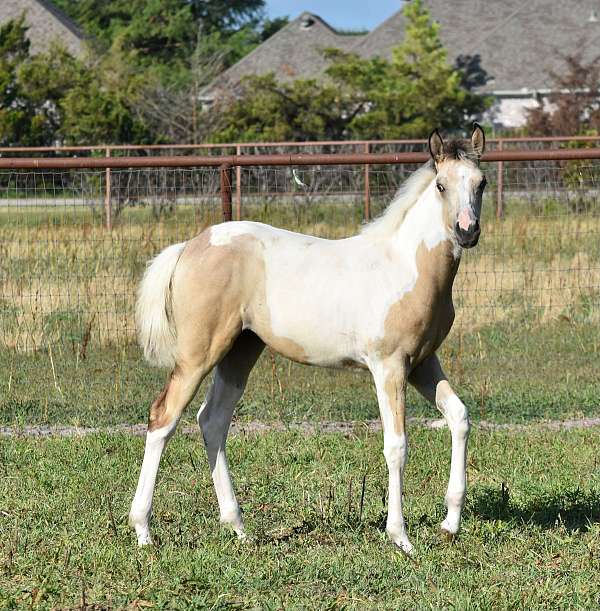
[
  {"x1": 370, "y1": 353, "x2": 413, "y2": 555},
  {"x1": 409, "y1": 353, "x2": 470, "y2": 537}
]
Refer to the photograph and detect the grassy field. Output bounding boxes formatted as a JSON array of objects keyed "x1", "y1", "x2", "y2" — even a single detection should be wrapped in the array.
[
  {"x1": 3, "y1": 186, "x2": 599, "y2": 429},
  {"x1": 2, "y1": 427, "x2": 600, "y2": 609}
]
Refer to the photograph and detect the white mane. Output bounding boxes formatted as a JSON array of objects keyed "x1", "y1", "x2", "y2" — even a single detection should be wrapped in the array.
[{"x1": 361, "y1": 163, "x2": 436, "y2": 238}]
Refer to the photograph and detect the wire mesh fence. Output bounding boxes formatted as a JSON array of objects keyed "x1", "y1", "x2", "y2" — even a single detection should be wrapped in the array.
[{"x1": 2, "y1": 157, "x2": 600, "y2": 354}]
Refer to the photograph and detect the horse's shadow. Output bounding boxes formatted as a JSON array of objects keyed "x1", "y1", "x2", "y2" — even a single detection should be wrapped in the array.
[{"x1": 468, "y1": 484, "x2": 600, "y2": 533}]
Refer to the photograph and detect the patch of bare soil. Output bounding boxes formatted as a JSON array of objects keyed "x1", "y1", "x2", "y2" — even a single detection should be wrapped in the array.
[{"x1": 3, "y1": 417, "x2": 600, "y2": 438}]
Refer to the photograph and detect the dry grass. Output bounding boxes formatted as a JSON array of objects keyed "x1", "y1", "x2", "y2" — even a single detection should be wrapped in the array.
[{"x1": 2, "y1": 202, "x2": 600, "y2": 350}]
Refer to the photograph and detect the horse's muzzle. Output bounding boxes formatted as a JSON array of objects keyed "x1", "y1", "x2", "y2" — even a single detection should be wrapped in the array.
[{"x1": 455, "y1": 219, "x2": 480, "y2": 248}]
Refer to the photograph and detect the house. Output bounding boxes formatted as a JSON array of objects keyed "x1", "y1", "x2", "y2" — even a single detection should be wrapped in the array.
[
  {"x1": 0, "y1": 0, "x2": 85, "y2": 58},
  {"x1": 210, "y1": 1, "x2": 600, "y2": 129}
]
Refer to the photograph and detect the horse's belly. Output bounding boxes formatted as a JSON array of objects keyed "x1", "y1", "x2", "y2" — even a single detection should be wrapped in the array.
[{"x1": 245, "y1": 292, "x2": 369, "y2": 367}]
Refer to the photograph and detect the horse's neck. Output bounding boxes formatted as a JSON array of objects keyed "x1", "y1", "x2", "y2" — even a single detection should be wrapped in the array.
[{"x1": 392, "y1": 182, "x2": 461, "y2": 294}]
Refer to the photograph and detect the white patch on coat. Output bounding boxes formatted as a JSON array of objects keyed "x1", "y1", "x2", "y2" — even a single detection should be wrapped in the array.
[
  {"x1": 209, "y1": 222, "x2": 254, "y2": 246},
  {"x1": 456, "y1": 163, "x2": 479, "y2": 226}
]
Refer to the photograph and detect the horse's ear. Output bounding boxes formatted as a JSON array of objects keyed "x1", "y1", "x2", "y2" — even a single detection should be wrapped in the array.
[
  {"x1": 471, "y1": 123, "x2": 485, "y2": 159},
  {"x1": 428, "y1": 129, "x2": 444, "y2": 162}
]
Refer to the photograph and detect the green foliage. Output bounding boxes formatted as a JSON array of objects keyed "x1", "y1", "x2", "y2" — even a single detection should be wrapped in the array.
[
  {"x1": 188, "y1": 0, "x2": 265, "y2": 34},
  {"x1": 58, "y1": 44, "x2": 151, "y2": 144},
  {"x1": 52, "y1": 0, "x2": 274, "y2": 73},
  {"x1": 0, "y1": 17, "x2": 52, "y2": 146},
  {"x1": 211, "y1": 0, "x2": 489, "y2": 142},
  {"x1": 211, "y1": 73, "x2": 360, "y2": 142},
  {"x1": 344, "y1": 0, "x2": 488, "y2": 138},
  {"x1": 0, "y1": 19, "x2": 150, "y2": 146},
  {"x1": 1, "y1": 0, "x2": 483, "y2": 145}
]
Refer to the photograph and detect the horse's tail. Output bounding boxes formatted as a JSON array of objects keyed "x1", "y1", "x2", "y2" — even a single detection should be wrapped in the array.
[{"x1": 136, "y1": 242, "x2": 187, "y2": 368}]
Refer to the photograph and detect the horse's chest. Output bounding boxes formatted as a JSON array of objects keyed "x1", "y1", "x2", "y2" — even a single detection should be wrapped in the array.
[{"x1": 375, "y1": 290, "x2": 455, "y2": 361}]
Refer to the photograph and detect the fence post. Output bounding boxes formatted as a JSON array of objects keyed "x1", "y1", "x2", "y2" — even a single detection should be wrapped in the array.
[
  {"x1": 220, "y1": 164, "x2": 233, "y2": 222},
  {"x1": 364, "y1": 142, "x2": 370, "y2": 221},
  {"x1": 235, "y1": 144, "x2": 242, "y2": 221},
  {"x1": 105, "y1": 147, "x2": 112, "y2": 230},
  {"x1": 496, "y1": 139, "x2": 504, "y2": 219}
]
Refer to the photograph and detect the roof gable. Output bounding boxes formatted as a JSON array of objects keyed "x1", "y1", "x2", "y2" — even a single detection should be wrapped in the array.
[{"x1": 212, "y1": 12, "x2": 367, "y2": 90}]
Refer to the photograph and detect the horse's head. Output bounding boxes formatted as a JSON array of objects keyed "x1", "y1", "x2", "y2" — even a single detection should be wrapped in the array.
[{"x1": 428, "y1": 124, "x2": 486, "y2": 249}]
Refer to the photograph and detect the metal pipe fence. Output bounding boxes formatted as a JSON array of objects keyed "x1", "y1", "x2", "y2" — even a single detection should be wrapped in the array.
[
  {"x1": 2, "y1": 148, "x2": 600, "y2": 353},
  {"x1": 2, "y1": 147, "x2": 600, "y2": 228}
]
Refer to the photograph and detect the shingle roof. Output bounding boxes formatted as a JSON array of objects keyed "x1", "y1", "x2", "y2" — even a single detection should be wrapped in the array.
[
  {"x1": 0, "y1": 0, "x2": 85, "y2": 57},
  {"x1": 355, "y1": 0, "x2": 600, "y2": 93},
  {"x1": 210, "y1": 1, "x2": 600, "y2": 96},
  {"x1": 210, "y1": 12, "x2": 366, "y2": 92}
]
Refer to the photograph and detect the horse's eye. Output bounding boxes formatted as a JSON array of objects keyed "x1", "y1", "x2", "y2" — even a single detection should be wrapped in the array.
[{"x1": 436, "y1": 183, "x2": 445, "y2": 193}]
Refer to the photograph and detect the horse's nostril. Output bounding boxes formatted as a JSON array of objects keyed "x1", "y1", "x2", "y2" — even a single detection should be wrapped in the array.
[{"x1": 473, "y1": 219, "x2": 480, "y2": 232}]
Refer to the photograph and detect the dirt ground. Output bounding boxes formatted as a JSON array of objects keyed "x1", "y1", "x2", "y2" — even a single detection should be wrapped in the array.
[{"x1": 3, "y1": 416, "x2": 600, "y2": 438}]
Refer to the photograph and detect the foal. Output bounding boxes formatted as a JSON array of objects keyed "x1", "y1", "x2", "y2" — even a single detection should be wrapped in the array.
[{"x1": 130, "y1": 125, "x2": 486, "y2": 554}]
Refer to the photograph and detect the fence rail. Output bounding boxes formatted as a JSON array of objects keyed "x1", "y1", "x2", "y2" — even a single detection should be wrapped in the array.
[{"x1": 2, "y1": 148, "x2": 600, "y2": 168}]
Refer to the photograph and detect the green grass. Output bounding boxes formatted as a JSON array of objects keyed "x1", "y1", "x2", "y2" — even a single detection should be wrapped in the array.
[
  {"x1": 2, "y1": 427, "x2": 600, "y2": 609},
  {"x1": 1, "y1": 317, "x2": 599, "y2": 428}
]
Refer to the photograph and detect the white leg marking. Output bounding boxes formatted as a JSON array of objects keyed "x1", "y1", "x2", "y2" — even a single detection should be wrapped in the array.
[
  {"x1": 438, "y1": 392, "x2": 470, "y2": 535},
  {"x1": 129, "y1": 419, "x2": 178, "y2": 546},
  {"x1": 198, "y1": 371, "x2": 246, "y2": 538},
  {"x1": 371, "y1": 359, "x2": 413, "y2": 555}
]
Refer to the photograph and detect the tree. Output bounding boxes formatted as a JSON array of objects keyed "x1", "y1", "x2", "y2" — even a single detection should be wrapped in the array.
[
  {"x1": 209, "y1": 73, "x2": 361, "y2": 142},
  {"x1": 525, "y1": 54, "x2": 600, "y2": 136},
  {"x1": 0, "y1": 16, "x2": 41, "y2": 145},
  {"x1": 209, "y1": 0, "x2": 489, "y2": 142},
  {"x1": 0, "y1": 17, "x2": 83, "y2": 146},
  {"x1": 325, "y1": 0, "x2": 489, "y2": 138},
  {"x1": 188, "y1": 0, "x2": 265, "y2": 34},
  {"x1": 57, "y1": 43, "x2": 151, "y2": 144},
  {"x1": 135, "y1": 36, "x2": 227, "y2": 143},
  {"x1": 52, "y1": 0, "x2": 277, "y2": 74},
  {"x1": 0, "y1": 16, "x2": 151, "y2": 146}
]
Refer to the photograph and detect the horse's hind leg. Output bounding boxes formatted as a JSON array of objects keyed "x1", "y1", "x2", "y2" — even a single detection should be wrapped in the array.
[
  {"x1": 197, "y1": 331, "x2": 265, "y2": 538},
  {"x1": 129, "y1": 361, "x2": 210, "y2": 545}
]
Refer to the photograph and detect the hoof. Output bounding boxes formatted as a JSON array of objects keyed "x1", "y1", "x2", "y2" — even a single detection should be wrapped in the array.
[
  {"x1": 236, "y1": 531, "x2": 254, "y2": 545},
  {"x1": 220, "y1": 516, "x2": 248, "y2": 542},
  {"x1": 440, "y1": 528, "x2": 456, "y2": 543},
  {"x1": 387, "y1": 529, "x2": 414, "y2": 556},
  {"x1": 440, "y1": 518, "x2": 459, "y2": 540},
  {"x1": 135, "y1": 531, "x2": 153, "y2": 546},
  {"x1": 129, "y1": 515, "x2": 153, "y2": 546}
]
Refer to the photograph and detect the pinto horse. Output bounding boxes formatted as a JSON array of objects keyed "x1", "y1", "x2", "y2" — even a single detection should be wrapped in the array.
[{"x1": 130, "y1": 125, "x2": 486, "y2": 554}]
